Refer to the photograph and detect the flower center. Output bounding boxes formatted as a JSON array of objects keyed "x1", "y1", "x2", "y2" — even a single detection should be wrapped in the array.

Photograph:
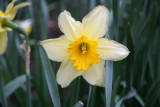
[{"x1": 68, "y1": 35, "x2": 100, "y2": 71}]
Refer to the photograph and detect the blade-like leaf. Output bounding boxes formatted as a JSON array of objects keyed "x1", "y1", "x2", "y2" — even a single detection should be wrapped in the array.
[
  {"x1": 135, "y1": 93, "x2": 145, "y2": 107},
  {"x1": 86, "y1": 86, "x2": 96, "y2": 107},
  {"x1": 70, "y1": 77, "x2": 81, "y2": 106},
  {"x1": 0, "y1": 69, "x2": 7, "y2": 107},
  {"x1": 104, "y1": 0, "x2": 112, "y2": 11},
  {"x1": 105, "y1": 60, "x2": 113, "y2": 107},
  {"x1": 0, "y1": 55, "x2": 7, "y2": 72},
  {"x1": 111, "y1": 76, "x2": 120, "y2": 106},
  {"x1": 39, "y1": 45, "x2": 61, "y2": 107},
  {"x1": 115, "y1": 89, "x2": 136, "y2": 107},
  {"x1": 5, "y1": 75, "x2": 27, "y2": 97},
  {"x1": 26, "y1": 74, "x2": 32, "y2": 107}
]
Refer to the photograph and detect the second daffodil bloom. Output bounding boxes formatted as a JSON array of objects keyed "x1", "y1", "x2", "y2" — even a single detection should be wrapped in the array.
[
  {"x1": 0, "y1": 0, "x2": 31, "y2": 55},
  {"x1": 15, "y1": 19, "x2": 32, "y2": 34},
  {"x1": 41, "y1": 6, "x2": 129, "y2": 88}
]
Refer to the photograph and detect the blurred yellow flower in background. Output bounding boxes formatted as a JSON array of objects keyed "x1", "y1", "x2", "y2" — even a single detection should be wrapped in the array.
[
  {"x1": 0, "y1": 0, "x2": 31, "y2": 55},
  {"x1": 41, "y1": 6, "x2": 129, "y2": 88},
  {"x1": 15, "y1": 19, "x2": 32, "y2": 34}
]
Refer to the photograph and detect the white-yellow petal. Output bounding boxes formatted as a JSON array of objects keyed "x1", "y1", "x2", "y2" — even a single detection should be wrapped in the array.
[
  {"x1": 97, "y1": 38, "x2": 130, "y2": 61},
  {"x1": 6, "y1": 2, "x2": 31, "y2": 20},
  {"x1": 16, "y1": 19, "x2": 32, "y2": 34},
  {"x1": 0, "y1": 31, "x2": 8, "y2": 55},
  {"x1": 58, "y1": 10, "x2": 82, "y2": 41},
  {"x1": 56, "y1": 56, "x2": 84, "y2": 88},
  {"x1": 82, "y1": 5, "x2": 110, "y2": 41},
  {"x1": 41, "y1": 36, "x2": 71, "y2": 62},
  {"x1": 5, "y1": 0, "x2": 18, "y2": 15},
  {"x1": 82, "y1": 59, "x2": 105, "y2": 87}
]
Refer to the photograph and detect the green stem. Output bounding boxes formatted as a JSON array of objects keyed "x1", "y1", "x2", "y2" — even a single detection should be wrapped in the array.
[
  {"x1": 2, "y1": 18, "x2": 29, "y2": 50},
  {"x1": 0, "y1": 68, "x2": 7, "y2": 107},
  {"x1": 2, "y1": 18, "x2": 31, "y2": 106}
]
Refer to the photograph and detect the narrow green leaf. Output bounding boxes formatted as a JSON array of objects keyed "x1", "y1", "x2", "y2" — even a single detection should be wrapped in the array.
[
  {"x1": 39, "y1": 45, "x2": 61, "y2": 107},
  {"x1": 0, "y1": 0, "x2": 3, "y2": 10},
  {"x1": 0, "y1": 55, "x2": 7, "y2": 72},
  {"x1": 70, "y1": 77, "x2": 81, "y2": 106},
  {"x1": 112, "y1": 0, "x2": 119, "y2": 40},
  {"x1": 105, "y1": 60, "x2": 113, "y2": 107},
  {"x1": 126, "y1": 23, "x2": 134, "y2": 88},
  {"x1": 40, "y1": 0, "x2": 49, "y2": 40},
  {"x1": 26, "y1": 74, "x2": 32, "y2": 107},
  {"x1": 127, "y1": 23, "x2": 134, "y2": 53},
  {"x1": 115, "y1": 89, "x2": 136, "y2": 107},
  {"x1": 73, "y1": 101, "x2": 84, "y2": 107},
  {"x1": 86, "y1": 86, "x2": 96, "y2": 107},
  {"x1": 60, "y1": 0, "x2": 66, "y2": 11},
  {"x1": 89, "y1": 0, "x2": 96, "y2": 11},
  {"x1": 104, "y1": 0, "x2": 112, "y2": 11},
  {"x1": 31, "y1": 79, "x2": 50, "y2": 107},
  {"x1": 0, "y1": 69, "x2": 7, "y2": 107},
  {"x1": 111, "y1": 76, "x2": 120, "y2": 106},
  {"x1": 5, "y1": 75, "x2": 26, "y2": 97},
  {"x1": 135, "y1": 93, "x2": 145, "y2": 107}
]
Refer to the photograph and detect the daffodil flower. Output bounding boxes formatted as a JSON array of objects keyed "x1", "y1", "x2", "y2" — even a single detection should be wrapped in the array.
[
  {"x1": 41, "y1": 6, "x2": 129, "y2": 88},
  {"x1": 15, "y1": 19, "x2": 32, "y2": 35},
  {"x1": 0, "y1": 0, "x2": 31, "y2": 55}
]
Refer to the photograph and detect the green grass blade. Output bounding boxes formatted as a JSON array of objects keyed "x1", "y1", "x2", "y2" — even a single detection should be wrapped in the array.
[
  {"x1": 0, "y1": 56, "x2": 7, "y2": 72},
  {"x1": 86, "y1": 86, "x2": 96, "y2": 107},
  {"x1": 5, "y1": 75, "x2": 26, "y2": 97},
  {"x1": 39, "y1": 45, "x2": 61, "y2": 107},
  {"x1": 135, "y1": 93, "x2": 145, "y2": 107},
  {"x1": 0, "y1": 69, "x2": 7, "y2": 107},
  {"x1": 70, "y1": 77, "x2": 81, "y2": 106},
  {"x1": 26, "y1": 74, "x2": 32, "y2": 107},
  {"x1": 105, "y1": 60, "x2": 113, "y2": 107},
  {"x1": 126, "y1": 23, "x2": 134, "y2": 88},
  {"x1": 104, "y1": 0, "x2": 112, "y2": 11},
  {"x1": 111, "y1": 76, "x2": 120, "y2": 106},
  {"x1": 89, "y1": 0, "x2": 96, "y2": 11},
  {"x1": 60, "y1": 0, "x2": 66, "y2": 11},
  {"x1": 115, "y1": 89, "x2": 136, "y2": 107}
]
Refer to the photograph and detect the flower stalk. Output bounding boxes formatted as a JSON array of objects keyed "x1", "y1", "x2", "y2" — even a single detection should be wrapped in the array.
[
  {"x1": 2, "y1": 18, "x2": 32, "y2": 106},
  {"x1": 2, "y1": 18, "x2": 29, "y2": 50}
]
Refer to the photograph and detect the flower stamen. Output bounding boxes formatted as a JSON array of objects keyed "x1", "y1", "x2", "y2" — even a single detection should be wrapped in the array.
[{"x1": 80, "y1": 43, "x2": 87, "y2": 54}]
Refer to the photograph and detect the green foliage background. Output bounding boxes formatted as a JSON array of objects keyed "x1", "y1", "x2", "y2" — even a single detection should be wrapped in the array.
[{"x1": 0, "y1": 0, "x2": 160, "y2": 107}]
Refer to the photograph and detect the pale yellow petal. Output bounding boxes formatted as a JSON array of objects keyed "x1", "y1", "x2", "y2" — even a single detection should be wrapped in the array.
[
  {"x1": 17, "y1": 19, "x2": 32, "y2": 34},
  {"x1": 0, "y1": 31, "x2": 8, "y2": 55},
  {"x1": 82, "y1": 5, "x2": 110, "y2": 41},
  {"x1": 97, "y1": 38, "x2": 130, "y2": 61},
  {"x1": 58, "y1": 10, "x2": 82, "y2": 41},
  {"x1": 0, "y1": 10, "x2": 5, "y2": 15},
  {"x1": 56, "y1": 56, "x2": 84, "y2": 88},
  {"x1": 40, "y1": 36, "x2": 71, "y2": 62},
  {"x1": 5, "y1": 0, "x2": 18, "y2": 15},
  {"x1": 82, "y1": 59, "x2": 105, "y2": 87},
  {"x1": 6, "y1": 2, "x2": 31, "y2": 20}
]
